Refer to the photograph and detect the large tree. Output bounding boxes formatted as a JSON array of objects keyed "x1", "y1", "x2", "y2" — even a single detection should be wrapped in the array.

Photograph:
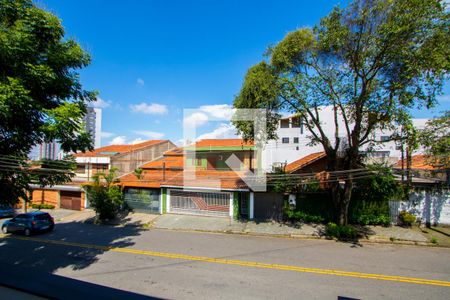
[
  {"x1": 0, "y1": 0, "x2": 95, "y2": 205},
  {"x1": 233, "y1": 0, "x2": 449, "y2": 224}
]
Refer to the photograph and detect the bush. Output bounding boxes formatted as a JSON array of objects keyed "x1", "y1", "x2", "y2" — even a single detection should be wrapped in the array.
[
  {"x1": 31, "y1": 204, "x2": 55, "y2": 209},
  {"x1": 325, "y1": 222, "x2": 359, "y2": 240},
  {"x1": 85, "y1": 168, "x2": 123, "y2": 221},
  {"x1": 285, "y1": 210, "x2": 324, "y2": 223},
  {"x1": 354, "y1": 213, "x2": 391, "y2": 226},
  {"x1": 398, "y1": 210, "x2": 416, "y2": 227}
]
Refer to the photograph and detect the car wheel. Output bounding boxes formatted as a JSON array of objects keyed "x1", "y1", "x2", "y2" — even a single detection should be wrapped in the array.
[
  {"x1": 2, "y1": 226, "x2": 8, "y2": 234},
  {"x1": 24, "y1": 228, "x2": 31, "y2": 236},
  {"x1": 49, "y1": 225, "x2": 54, "y2": 232}
]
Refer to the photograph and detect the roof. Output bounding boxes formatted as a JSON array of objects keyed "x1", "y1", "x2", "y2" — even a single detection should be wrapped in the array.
[
  {"x1": 285, "y1": 152, "x2": 327, "y2": 173},
  {"x1": 395, "y1": 154, "x2": 440, "y2": 171},
  {"x1": 120, "y1": 144, "x2": 251, "y2": 191},
  {"x1": 141, "y1": 155, "x2": 184, "y2": 170},
  {"x1": 185, "y1": 139, "x2": 254, "y2": 151},
  {"x1": 74, "y1": 140, "x2": 168, "y2": 157},
  {"x1": 119, "y1": 169, "x2": 249, "y2": 191}
]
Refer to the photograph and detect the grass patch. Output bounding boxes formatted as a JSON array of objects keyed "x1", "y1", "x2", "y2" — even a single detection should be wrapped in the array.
[{"x1": 412, "y1": 225, "x2": 450, "y2": 247}]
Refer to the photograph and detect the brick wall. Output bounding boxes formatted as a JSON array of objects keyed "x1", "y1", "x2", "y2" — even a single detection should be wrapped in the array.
[{"x1": 31, "y1": 189, "x2": 60, "y2": 208}]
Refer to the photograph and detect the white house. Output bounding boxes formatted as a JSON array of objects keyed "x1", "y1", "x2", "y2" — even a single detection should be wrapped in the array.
[{"x1": 261, "y1": 106, "x2": 428, "y2": 172}]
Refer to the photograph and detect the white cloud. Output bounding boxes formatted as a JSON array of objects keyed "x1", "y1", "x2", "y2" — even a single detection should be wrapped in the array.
[
  {"x1": 131, "y1": 138, "x2": 145, "y2": 144},
  {"x1": 199, "y1": 104, "x2": 234, "y2": 120},
  {"x1": 137, "y1": 78, "x2": 145, "y2": 85},
  {"x1": 100, "y1": 131, "x2": 115, "y2": 138},
  {"x1": 437, "y1": 95, "x2": 450, "y2": 103},
  {"x1": 91, "y1": 97, "x2": 111, "y2": 108},
  {"x1": 183, "y1": 112, "x2": 209, "y2": 128},
  {"x1": 196, "y1": 123, "x2": 239, "y2": 140},
  {"x1": 110, "y1": 136, "x2": 127, "y2": 145},
  {"x1": 130, "y1": 102, "x2": 168, "y2": 115},
  {"x1": 132, "y1": 130, "x2": 165, "y2": 139}
]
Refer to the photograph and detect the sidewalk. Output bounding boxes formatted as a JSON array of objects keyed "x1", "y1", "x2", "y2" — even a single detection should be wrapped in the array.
[
  {"x1": 153, "y1": 214, "x2": 429, "y2": 244},
  {"x1": 55, "y1": 209, "x2": 159, "y2": 227}
]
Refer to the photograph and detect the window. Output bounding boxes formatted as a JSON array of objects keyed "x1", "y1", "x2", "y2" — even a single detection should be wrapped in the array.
[
  {"x1": 282, "y1": 137, "x2": 289, "y2": 144},
  {"x1": 280, "y1": 119, "x2": 289, "y2": 128},
  {"x1": 195, "y1": 158, "x2": 203, "y2": 166},
  {"x1": 291, "y1": 117, "x2": 301, "y2": 128},
  {"x1": 293, "y1": 137, "x2": 299, "y2": 143},
  {"x1": 380, "y1": 136, "x2": 390, "y2": 142},
  {"x1": 76, "y1": 164, "x2": 85, "y2": 173}
]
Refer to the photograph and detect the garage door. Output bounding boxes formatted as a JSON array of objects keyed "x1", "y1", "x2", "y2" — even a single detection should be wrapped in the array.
[
  {"x1": 254, "y1": 192, "x2": 283, "y2": 221},
  {"x1": 60, "y1": 191, "x2": 82, "y2": 210},
  {"x1": 169, "y1": 190, "x2": 230, "y2": 217}
]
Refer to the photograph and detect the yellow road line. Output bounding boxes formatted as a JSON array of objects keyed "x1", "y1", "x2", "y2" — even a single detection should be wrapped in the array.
[{"x1": 3, "y1": 234, "x2": 450, "y2": 287}]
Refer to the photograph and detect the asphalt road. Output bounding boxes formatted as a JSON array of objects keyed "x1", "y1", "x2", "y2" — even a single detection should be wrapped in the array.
[{"x1": 0, "y1": 219, "x2": 449, "y2": 299}]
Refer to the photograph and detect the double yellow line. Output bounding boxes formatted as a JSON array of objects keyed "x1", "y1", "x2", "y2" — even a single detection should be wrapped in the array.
[{"x1": 4, "y1": 235, "x2": 450, "y2": 287}]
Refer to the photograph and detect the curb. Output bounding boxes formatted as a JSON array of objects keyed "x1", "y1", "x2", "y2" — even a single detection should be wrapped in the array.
[{"x1": 152, "y1": 225, "x2": 448, "y2": 248}]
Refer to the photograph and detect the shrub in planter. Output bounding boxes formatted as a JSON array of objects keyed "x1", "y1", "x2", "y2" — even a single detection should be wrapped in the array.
[
  {"x1": 31, "y1": 204, "x2": 55, "y2": 209},
  {"x1": 325, "y1": 222, "x2": 358, "y2": 240},
  {"x1": 398, "y1": 210, "x2": 416, "y2": 227}
]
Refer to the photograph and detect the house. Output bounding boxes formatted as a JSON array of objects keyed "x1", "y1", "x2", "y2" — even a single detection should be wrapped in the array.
[
  {"x1": 74, "y1": 140, "x2": 176, "y2": 180},
  {"x1": 119, "y1": 139, "x2": 277, "y2": 219},
  {"x1": 29, "y1": 140, "x2": 176, "y2": 211},
  {"x1": 284, "y1": 152, "x2": 327, "y2": 174},
  {"x1": 262, "y1": 106, "x2": 428, "y2": 172}
]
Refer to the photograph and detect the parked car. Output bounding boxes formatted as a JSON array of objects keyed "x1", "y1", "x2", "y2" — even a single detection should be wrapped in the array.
[
  {"x1": 0, "y1": 205, "x2": 15, "y2": 218},
  {"x1": 1, "y1": 211, "x2": 54, "y2": 236}
]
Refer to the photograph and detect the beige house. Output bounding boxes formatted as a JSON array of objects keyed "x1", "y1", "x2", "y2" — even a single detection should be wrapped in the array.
[{"x1": 74, "y1": 140, "x2": 176, "y2": 179}]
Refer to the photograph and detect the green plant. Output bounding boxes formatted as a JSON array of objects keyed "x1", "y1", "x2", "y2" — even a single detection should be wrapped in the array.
[
  {"x1": 355, "y1": 213, "x2": 391, "y2": 226},
  {"x1": 398, "y1": 211, "x2": 416, "y2": 227},
  {"x1": 325, "y1": 222, "x2": 359, "y2": 240},
  {"x1": 85, "y1": 168, "x2": 123, "y2": 221},
  {"x1": 31, "y1": 204, "x2": 55, "y2": 209},
  {"x1": 285, "y1": 210, "x2": 324, "y2": 223},
  {"x1": 431, "y1": 237, "x2": 438, "y2": 245}
]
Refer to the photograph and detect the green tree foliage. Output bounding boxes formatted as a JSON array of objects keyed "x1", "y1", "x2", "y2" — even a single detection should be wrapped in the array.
[
  {"x1": 420, "y1": 110, "x2": 450, "y2": 168},
  {"x1": 233, "y1": 0, "x2": 449, "y2": 224},
  {"x1": 0, "y1": 0, "x2": 95, "y2": 205},
  {"x1": 85, "y1": 168, "x2": 123, "y2": 221},
  {"x1": 350, "y1": 165, "x2": 404, "y2": 226}
]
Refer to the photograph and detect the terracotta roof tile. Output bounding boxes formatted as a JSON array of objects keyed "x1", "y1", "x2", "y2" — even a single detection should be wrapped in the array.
[
  {"x1": 285, "y1": 152, "x2": 326, "y2": 173},
  {"x1": 193, "y1": 139, "x2": 253, "y2": 148},
  {"x1": 74, "y1": 140, "x2": 167, "y2": 157},
  {"x1": 395, "y1": 154, "x2": 440, "y2": 170}
]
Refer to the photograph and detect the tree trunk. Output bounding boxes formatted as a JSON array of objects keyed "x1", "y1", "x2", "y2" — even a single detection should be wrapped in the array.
[
  {"x1": 328, "y1": 149, "x2": 355, "y2": 226},
  {"x1": 331, "y1": 179, "x2": 353, "y2": 225}
]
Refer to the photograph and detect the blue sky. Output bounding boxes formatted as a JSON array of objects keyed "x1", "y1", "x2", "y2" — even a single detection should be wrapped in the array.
[{"x1": 37, "y1": 0, "x2": 450, "y2": 147}]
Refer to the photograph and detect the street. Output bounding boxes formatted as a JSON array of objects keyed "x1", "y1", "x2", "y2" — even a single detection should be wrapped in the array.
[{"x1": 0, "y1": 220, "x2": 449, "y2": 299}]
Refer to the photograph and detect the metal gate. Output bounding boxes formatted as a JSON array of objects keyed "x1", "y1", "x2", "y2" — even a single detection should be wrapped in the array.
[{"x1": 169, "y1": 190, "x2": 230, "y2": 217}]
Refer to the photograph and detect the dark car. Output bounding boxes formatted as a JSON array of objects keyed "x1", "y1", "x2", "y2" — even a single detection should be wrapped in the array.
[
  {"x1": 0, "y1": 205, "x2": 15, "y2": 218},
  {"x1": 1, "y1": 211, "x2": 54, "y2": 236}
]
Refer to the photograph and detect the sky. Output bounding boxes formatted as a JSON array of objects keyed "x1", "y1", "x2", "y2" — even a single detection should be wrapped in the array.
[{"x1": 37, "y1": 0, "x2": 450, "y2": 147}]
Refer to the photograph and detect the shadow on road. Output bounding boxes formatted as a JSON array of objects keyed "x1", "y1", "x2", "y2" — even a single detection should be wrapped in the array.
[{"x1": 0, "y1": 220, "x2": 144, "y2": 273}]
